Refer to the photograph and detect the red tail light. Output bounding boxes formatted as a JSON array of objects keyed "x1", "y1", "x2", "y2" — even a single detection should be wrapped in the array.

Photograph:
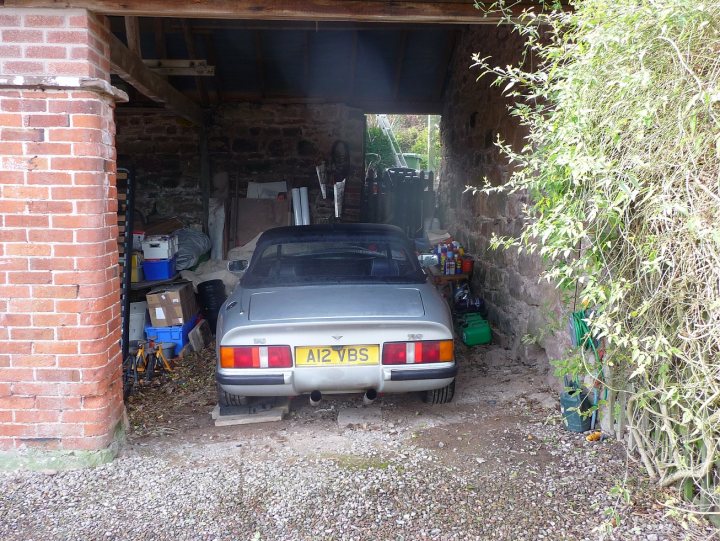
[
  {"x1": 382, "y1": 340, "x2": 453, "y2": 365},
  {"x1": 220, "y1": 346, "x2": 292, "y2": 368}
]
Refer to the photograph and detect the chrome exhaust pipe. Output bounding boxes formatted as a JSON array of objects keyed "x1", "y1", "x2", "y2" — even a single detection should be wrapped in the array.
[
  {"x1": 363, "y1": 389, "x2": 378, "y2": 406},
  {"x1": 309, "y1": 390, "x2": 322, "y2": 406}
]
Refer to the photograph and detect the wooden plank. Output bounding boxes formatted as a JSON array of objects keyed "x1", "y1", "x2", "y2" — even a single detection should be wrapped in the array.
[
  {"x1": 5, "y1": 0, "x2": 504, "y2": 23},
  {"x1": 211, "y1": 399, "x2": 290, "y2": 426},
  {"x1": 107, "y1": 31, "x2": 205, "y2": 126},
  {"x1": 124, "y1": 16, "x2": 141, "y2": 56},
  {"x1": 181, "y1": 19, "x2": 209, "y2": 106},
  {"x1": 203, "y1": 33, "x2": 222, "y2": 104},
  {"x1": 199, "y1": 129, "x2": 211, "y2": 234},
  {"x1": 154, "y1": 18, "x2": 167, "y2": 59},
  {"x1": 233, "y1": 199, "x2": 290, "y2": 248},
  {"x1": 117, "y1": 95, "x2": 443, "y2": 114}
]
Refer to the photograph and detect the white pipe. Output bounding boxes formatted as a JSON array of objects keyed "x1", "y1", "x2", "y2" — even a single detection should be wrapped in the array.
[
  {"x1": 334, "y1": 179, "x2": 345, "y2": 219},
  {"x1": 299, "y1": 187, "x2": 310, "y2": 225},
  {"x1": 291, "y1": 188, "x2": 303, "y2": 226}
]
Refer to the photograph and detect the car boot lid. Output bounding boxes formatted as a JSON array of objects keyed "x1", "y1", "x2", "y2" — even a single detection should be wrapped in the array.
[{"x1": 248, "y1": 285, "x2": 425, "y2": 321}]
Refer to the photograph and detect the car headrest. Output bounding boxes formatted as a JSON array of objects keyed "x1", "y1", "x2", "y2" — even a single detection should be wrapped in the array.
[{"x1": 370, "y1": 258, "x2": 399, "y2": 277}]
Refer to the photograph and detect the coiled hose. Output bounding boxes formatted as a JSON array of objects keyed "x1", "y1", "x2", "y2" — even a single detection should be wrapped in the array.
[{"x1": 569, "y1": 310, "x2": 606, "y2": 430}]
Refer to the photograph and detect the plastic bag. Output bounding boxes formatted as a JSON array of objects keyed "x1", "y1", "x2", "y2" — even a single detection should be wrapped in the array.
[{"x1": 174, "y1": 228, "x2": 211, "y2": 270}]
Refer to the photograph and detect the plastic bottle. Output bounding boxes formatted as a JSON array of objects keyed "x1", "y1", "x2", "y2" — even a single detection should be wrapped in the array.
[{"x1": 446, "y1": 253, "x2": 455, "y2": 275}]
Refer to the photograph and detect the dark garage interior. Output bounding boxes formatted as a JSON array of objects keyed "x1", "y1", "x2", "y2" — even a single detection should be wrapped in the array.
[
  {"x1": 111, "y1": 15, "x2": 565, "y2": 365},
  {"x1": 0, "y1": 2, "x2": 567, "y2": 457}
]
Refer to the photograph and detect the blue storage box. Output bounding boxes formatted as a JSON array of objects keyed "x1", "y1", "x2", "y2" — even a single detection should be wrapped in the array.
[
  {"x1": 143, "y1": 256, "x2": 176, "y2": 281},
  {"x1": 145, "y1": 314, "x2": 197, "y2": 352}
]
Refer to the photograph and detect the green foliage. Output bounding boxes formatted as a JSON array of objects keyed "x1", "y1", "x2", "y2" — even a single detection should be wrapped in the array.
[
  {"x1": 475, "y1": 0, "x2": 720, "y2": 513},
  {"x1": 365, "y1": 125, "x2": 396, "y2": 172},
  {"x1": 365, "y1": 115, "x2": 442, "y2": 172}
]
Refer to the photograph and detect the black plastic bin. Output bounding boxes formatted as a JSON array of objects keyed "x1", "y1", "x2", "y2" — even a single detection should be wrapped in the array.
[{"x1": 197, "y1": 279, "x2": 226, "y2": 335}]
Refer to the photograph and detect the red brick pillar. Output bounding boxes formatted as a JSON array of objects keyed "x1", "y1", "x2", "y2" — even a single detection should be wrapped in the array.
[{"x1": 0, "y1": 8, "x2": 128, "y2": 466}]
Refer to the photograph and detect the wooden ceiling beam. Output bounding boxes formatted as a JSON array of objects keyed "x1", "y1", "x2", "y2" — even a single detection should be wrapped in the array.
[
  {"x1": 108, "y1": 31, "x2": 205, "y2": 126},
  {"x1": 181, "y1": 19, "x2": 210, "y2": 106},
  {"x1": 154, "y1": 18, "x2": 167, "y2": 59},
  {"x1": 124, "y1": 16, "x2": 141, "y2": 56},
  {"x1": 203, "y1": 33, "x2": 222, "y2": 104},
  {"x1": 5, "y1": 0, "x2": 507, "y2": 23},
  {"x1": 138, "y1": 92, "x2": 444, "y2": 114}
]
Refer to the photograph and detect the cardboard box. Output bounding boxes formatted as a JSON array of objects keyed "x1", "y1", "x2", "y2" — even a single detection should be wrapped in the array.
[{"x1": 146, "y1": 282, "x2": 197, "y2": 327}]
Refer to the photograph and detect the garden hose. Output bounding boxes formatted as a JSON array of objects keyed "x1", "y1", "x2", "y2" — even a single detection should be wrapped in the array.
[{"x1": 569, "y1": 310, "x2": 608, "y2": 431}]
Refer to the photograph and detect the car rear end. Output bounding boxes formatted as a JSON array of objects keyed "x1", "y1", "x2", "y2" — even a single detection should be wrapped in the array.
[
  {"x1": 216, "y1": 224, "x2": 456, "y2": 402},
  {"x1": 217, "y1": 304, "x2": 455, "y2": 398}
]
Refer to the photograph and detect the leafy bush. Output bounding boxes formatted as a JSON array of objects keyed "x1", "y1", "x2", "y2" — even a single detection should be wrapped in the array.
[
  {"x1": 365, "y1": 125, "x2": 396, "y2": 172},
  {"x1": 475, "y1": 0, "x2": 720, "y2": 516},
  {"x1": 365, "y1": 115, "x2": 442, "y2": 172}
]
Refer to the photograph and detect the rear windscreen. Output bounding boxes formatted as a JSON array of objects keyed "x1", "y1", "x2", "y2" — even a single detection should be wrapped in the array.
[{"x1": 243, "y1": 238, "x2": 424, "y2": 286}]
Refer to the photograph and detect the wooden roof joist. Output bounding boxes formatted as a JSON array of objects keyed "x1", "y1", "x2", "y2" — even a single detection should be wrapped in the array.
[
  {"x1": 108, "y1": 31, "x2": 205, "y2": 126},
  {"x1": 4, "y1": 0, "x2": 500, "y2": 23}
]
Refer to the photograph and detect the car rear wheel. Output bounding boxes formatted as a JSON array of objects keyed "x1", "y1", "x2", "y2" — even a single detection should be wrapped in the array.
[
  {"x1": 422, "y1": 379, "x2": 455, "y2": 405},
  {"x1": 217, "y1": 383, "x2": 248, "y2": 407}
]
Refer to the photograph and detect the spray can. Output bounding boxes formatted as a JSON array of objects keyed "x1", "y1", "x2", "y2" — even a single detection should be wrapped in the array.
[{"x1": 446, "y1": 253, "x2": 455, "y2": 275}]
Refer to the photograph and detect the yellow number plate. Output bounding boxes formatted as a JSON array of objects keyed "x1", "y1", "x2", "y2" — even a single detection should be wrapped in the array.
[{"x1": 295, "y1": 345, "x2": 379, "y2": 366}]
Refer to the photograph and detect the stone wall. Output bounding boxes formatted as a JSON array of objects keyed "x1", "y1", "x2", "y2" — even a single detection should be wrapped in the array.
[
  {"x1": 114, "y1": 112, "x2": 201, "y2": 227},
  {"x1": 115, "y1": 102, "x2": 365, "y2": 229},
  {"x1": 438, "y1": 25, "x2": 568, "y2": 380}
]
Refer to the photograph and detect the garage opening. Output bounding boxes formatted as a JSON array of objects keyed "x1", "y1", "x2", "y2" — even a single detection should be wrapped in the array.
[
  {"x1": 111, "y1": 16, "x2": 560, "y2": 409},
  {"x1": 0, "y1": 3, "x2": 562, "y2": 460}
]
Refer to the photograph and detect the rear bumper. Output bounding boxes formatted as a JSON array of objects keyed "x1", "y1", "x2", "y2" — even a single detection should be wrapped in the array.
[
  {"x1": 217, "y1": 362, "x2": 456, "y2": 397},
  {"x1": 217, "y1": 373, "x2": 286, "y2": 386},
  {"x1": 388, "y1": 365, "x2": 457, "y2": 381}
]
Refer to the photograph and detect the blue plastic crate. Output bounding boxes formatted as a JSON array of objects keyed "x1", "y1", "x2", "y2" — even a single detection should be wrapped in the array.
[
  {"x1": 143, "y1": 256, "x2": 176, "y2": 281},
  {"x1": 144, "y1": 314, "x2": 198, "y2": 352}
]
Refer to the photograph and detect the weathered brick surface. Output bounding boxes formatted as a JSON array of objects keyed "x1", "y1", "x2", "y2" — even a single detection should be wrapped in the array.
[
  {"x1": 0, "y1": 9, "x2": 110, "y2": 80},
  {"x1": 438, "y1": 26, "x2": 568, "y2": 380},
  {"x1": 0, "y1": 8, "x2": 124, "y2": 453}
]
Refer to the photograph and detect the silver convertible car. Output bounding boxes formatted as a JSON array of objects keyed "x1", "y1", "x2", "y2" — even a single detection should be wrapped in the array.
[{"x1": 216, "y1": 224, "x2": 456, "y2": 407}]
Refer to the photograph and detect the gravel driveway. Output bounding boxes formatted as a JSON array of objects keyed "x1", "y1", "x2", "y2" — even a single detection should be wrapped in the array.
[{"x1": 0, "y1": 345, "x2": 716, "y2": 541}]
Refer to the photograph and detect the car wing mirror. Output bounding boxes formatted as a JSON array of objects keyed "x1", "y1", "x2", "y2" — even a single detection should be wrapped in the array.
[
  {"x1": 417, "y1": 254, "x2": 438, "y2": 268},
  {"x1": 227, "y1": 259, "x2": 249, "y2": 273}
]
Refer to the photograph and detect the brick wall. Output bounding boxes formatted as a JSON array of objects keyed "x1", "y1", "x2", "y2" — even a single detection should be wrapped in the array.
[
  {"x1": 0, "y1": 9, "x2": 110, "y2": 80},
  {"x1": 0, "y1": 9, "x2": 125, "y2": 455},
  {"x1": 438, "y1": 25, "x2": 568, "y2": 380},
  {"x1": 115, "y1": 102, "x2": 365, "y2": 229}
]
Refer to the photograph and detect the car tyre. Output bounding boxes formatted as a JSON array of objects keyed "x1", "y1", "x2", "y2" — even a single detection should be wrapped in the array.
[
  {"x1": 423, "y1": 379, "x2": 455, "y2": 405},
  {"x1": 217, "y1": 383, "x2": 248, "y2": 407}
]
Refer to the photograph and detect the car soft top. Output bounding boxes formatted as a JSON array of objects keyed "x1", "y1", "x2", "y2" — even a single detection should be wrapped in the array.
[{"x1": 255, "y1": 223, "x2": 410, "y2": 245}]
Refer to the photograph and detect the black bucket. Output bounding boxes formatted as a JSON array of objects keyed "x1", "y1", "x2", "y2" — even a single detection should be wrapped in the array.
[{"x1": 198, "y1": 279, "x2": 226, "y2": 334}]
